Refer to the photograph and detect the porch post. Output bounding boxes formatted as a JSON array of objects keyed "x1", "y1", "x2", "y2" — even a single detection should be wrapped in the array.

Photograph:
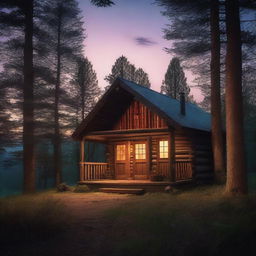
[
  {"x1": 80, "y1": 138, "x2": 85, "y2": 181},
  {"x1": 169, "y1": 129, "x2": 176, "y2": 182},
  {"x1": 147, "y1": 136, "x2": 151, "y2": 179}
]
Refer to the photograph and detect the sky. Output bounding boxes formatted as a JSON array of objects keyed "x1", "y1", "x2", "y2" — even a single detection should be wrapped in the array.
[{"x1": 78, "y1": 0, "x2": 203, "y2": 101}]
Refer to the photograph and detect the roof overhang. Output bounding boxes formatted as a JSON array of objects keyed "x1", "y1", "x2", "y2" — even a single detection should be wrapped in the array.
[{"x1": 72, "y1": 78, "x2": 182, "y2": 140}]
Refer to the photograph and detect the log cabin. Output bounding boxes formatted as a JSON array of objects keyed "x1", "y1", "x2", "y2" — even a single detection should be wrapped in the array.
[{"x1": 72, "y1": 78, "x2": 213, "y2": 192}]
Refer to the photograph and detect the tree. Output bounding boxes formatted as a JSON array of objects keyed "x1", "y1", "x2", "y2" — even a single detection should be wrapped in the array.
[
  {"x1": 105, "y1": 55, "x2": 151, "y2": 89},
  {"x1": 0, "y1": 73, "x2": 13, "y2": 149},
  {"x1": 157, "y1": 0, "x2": 211, "y2": 94},
  {"x1": 105, "y1": 56, "x2": 131, "y2": 86},
  {"x1": 71, "y1": 57, "x2": 101, "y2": 122},
  {"x1": 157, "y1": 0, "x2": 254, "y2": 185},
  {"x1": 161, "y1": 57, "x2": 190, "y2": 100},
  {"x1": 225, "y1": 0, "x2": 247, "y2": 194},
  {"x1": 0, "y1": 0, "x2": 36, "y2": 193},
  {"x1": 41, "y1": 0, "x2": 84, "y2": 186},
  {"x1": 157, "y1": 0, "x2": 256, "y2": 107},
  {"x1": 210, "y1": 0, "x2": 225, "y2": 182},
  {"x1": 134, "y1": 68, "x2": 151, "y2": 88},
  {"x1": 90, "y1": 0, "x2": 115, "y2": 7},
  {"x1": 23, "y1": 0, "x2": 35, "y2": 193}
]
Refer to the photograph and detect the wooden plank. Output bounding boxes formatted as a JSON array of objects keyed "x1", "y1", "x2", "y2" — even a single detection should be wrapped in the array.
[
  {"x1": 113, "y1": 100, "x2": 168, "y2": 130},
  {"x1": 99, "y1": 188, "x2": 145, "y2": 195},
  {"x1": 80, "y1": 162, "x2": 108, "y2": 165},
  {"x1": 169, "y1": 130, "x2": 175, "y2": 182},
  {"x1": 147, "y1": 136, "x2": 152, "y2": 176},
  {"x1": 88, "y1": 128, "x2": 169, "y2": 136},
  {"x1": 80, "y1": 139, "x2": 85, "y2": 181}
]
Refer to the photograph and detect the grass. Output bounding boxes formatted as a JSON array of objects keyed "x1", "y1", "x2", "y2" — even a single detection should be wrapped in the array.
[
  {"x1": 0, "y1": 192, "x2": 71, "y2": 245},
  {"x1": 104, "y1": 186, "x2": 256, "y2": 256},
  {"x1": 1, "y1": 185, "x2": 256, "y2": 256},
  {"x1": 248, "y1": 172, "x2": 256, "y2": 192}
]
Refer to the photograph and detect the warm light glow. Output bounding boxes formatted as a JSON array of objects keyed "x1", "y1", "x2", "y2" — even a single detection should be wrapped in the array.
[
  {"x1": 159, "y1": 140, "x2": 168, "y2": 158},
  {"x1": 116, "y1": 145, "x2": 126, "y2": 160},
  {"x1": 135, "y1": 143, "x2": 146, "y2": 160}
]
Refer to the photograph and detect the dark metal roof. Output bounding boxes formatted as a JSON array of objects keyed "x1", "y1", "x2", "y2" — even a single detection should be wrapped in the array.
[{"x1": 119, "y1": 78, "x2": 211, "y2": 132}]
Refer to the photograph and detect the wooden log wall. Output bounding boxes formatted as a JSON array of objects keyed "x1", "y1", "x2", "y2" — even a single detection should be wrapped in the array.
[
  {"x1": 151, "y1": 138, "x2": 158, "y2": 176},
  {"x1": 106, "y1": 144, "x2": 115, "y2": 178},
  {"x1": 129, "y1": 142, "x2": 134, "y2": 178},
  {"x1": 105, "y1": 129, "x2": 213, "y2": 183},
  {"x1": 113, "y1": 100, "x2": 168, "y2": 130},
  {"x1": 174, "y1": 130, "x2": 194, "y2": 180},
  {"x1": 187, "y1": 129, "x2": 214, "y2": 183}
]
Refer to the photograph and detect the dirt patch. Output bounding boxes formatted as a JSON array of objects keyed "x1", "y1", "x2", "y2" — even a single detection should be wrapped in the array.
[
  {"x1": 53, "y1": 192, "x2": 132, "y2": 219},
  {"x1": 4, "y1": 192, "x2": 134, "y2": 256}
]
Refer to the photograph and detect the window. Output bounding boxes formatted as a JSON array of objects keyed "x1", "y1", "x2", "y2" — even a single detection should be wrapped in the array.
[
  {"x1": 116, "y1": 145, "x2": 126, "y2": 160},
  {"x1": 159, "y1": 140, "x2": 168, "y2": 158},
  {"x1": 135, "y1": 143, "x2": 146, "y2": 160}
]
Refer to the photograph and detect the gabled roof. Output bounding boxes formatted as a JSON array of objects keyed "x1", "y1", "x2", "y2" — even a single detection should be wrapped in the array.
[
  {"x1": 119, "y1": 78, "x2": 211, "y2": 132},
  {"x1": 72, "y1": 78, "x2": 211, "y2": 140}
]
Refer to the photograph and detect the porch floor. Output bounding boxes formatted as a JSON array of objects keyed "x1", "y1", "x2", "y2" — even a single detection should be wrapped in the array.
[{"x1": 78, "y1": 179, "x2": 193, "y2": 192}]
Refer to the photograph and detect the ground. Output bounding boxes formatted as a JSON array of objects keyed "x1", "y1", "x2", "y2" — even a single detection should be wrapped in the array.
[
  {"x1": 1, "y1": 186, "x2": 256, "y2": 256},
  {"x1": 1, "y1": 192, "x2": 133, "y2": 256},
  {"x1": 51, "y1": 192, "x2": 133, "y2": 256}
]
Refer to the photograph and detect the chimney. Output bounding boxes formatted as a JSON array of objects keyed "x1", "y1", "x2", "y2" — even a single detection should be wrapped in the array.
[{"x1": 180, "y1": 92, "x2": 186, "y2": 115}]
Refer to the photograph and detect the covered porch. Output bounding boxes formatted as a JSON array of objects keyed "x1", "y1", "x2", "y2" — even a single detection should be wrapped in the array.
[{"x1": 79, "y1": 129, "x2": 194, "y2": 186}]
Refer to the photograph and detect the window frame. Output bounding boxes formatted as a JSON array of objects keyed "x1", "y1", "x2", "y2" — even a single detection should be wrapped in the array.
[
  {"x1": 158, "y1": 139, "x2": 169, "y2": 160},
  {"x1": 116, "y1": 144, "x2": 126, "y2": 161},
  {"x1": 135, "y1": 143, "x2": 147, "y2": 160}
]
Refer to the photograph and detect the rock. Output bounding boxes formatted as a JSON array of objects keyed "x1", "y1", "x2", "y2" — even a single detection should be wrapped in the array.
[{"x1": 164, "y1": 185, "x2": 173, "y2": 193}]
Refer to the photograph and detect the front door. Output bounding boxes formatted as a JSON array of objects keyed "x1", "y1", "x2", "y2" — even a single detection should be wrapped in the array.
[
  {"x1": 133, "y1": 141, "x2": 148, "y2": 180},
  {"x1": 115, "y1": 142, "x2": 129, "y2": 179}
]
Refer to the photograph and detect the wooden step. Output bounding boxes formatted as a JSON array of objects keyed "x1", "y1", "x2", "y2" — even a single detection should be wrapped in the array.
[{"x1": 99, "y1": 188, "x2": 145, "y2": 195}]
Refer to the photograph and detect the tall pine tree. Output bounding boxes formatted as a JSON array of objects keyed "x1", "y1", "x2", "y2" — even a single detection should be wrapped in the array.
[
  {"x1": 105, "y1": 55, "x2": 151, "y2": 89},
  {"x1": 0, "y1": 0, "x2": 36, "y2": 193},
  {"x1": 161, "y1": 57, "x2": 190, "y2": 100},
  {"x1": 210, "y1": 0, "x2": 225, "y2": 182},
  {"x1": 40, "y1": 0, "x2": 84, "y2": 186},
  {"x1": 134, "y1": 68, "x2": 151, "y2": 88},
  {"x1": 71, "y1": 57, "x2": 101, "y2": 122},
  {"x1": 225, "y1": 0, "x2": 247, "y2": 194}
]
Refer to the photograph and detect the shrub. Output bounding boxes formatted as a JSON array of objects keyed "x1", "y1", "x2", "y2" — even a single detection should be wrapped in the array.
[
  {"x1": 56, "y1": 183, "x2": 71, "y2": 192},
  {"x1": 73, "y1": 184, "x2": 90, "y2": 193}
]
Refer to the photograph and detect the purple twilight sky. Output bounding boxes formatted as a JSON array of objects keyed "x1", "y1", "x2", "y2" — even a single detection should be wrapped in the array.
[{"x1": 78, "y1": 0, "x2": 203, "y2": 101}]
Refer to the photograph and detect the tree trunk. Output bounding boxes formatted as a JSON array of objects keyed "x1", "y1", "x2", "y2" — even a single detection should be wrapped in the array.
[
  {"x1": 23, "y1": 0, "x2": 35, "y2": 193},
  {"x1": 54, "y1": 7, "x2": 62, "y2": 186},
  {"x1": 210, "y1": 0, "x2": 225, "y2": 183},
  {"x1": 225, "y1": 0, "x2": 247, "y2": 194}
]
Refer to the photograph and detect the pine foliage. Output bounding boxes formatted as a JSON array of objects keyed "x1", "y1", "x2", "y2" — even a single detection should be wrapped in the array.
[
  {"x1": 161, "y1": 58, "x2": 190, "y2": 100},
  {"x1": 71, "y1": 57, "x2": 101, "y2": 122},
  {"x1": 105, "y1": 55, "x2": 151, "y2": 89}
]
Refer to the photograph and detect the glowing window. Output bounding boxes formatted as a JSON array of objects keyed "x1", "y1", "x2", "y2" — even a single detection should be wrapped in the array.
[
  {"x1": 159, "y1": 140, "x2": 168, "y2": 159},
  {"x1": 135, "y1": 143, "x2": 146, "y2": 160},
  {"x1": 116, "y1": 145, "x2": 126, "y2": 160}
]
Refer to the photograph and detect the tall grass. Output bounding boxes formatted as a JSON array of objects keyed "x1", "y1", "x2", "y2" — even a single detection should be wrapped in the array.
[
  {"x1": 0, "y1": 195, "x2": 70, "y2": 245},
  {"x1": 105, "y1": 186, "x2": 256, "y2": 256}
]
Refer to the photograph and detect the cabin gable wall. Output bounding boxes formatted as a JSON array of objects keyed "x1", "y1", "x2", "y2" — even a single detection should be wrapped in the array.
[{"x1": 113, "y1": 100, "x2": 168, "y2": 130}]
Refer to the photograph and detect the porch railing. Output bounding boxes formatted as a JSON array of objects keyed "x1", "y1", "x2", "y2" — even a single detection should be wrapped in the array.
[
  {"x1": 80, "y1": 161, "x2": 192, "y2": 182},
  {"x1": 175, "y1": 159, "x2": 193, "y2": 181},
  {"x1": 80, "y1": 162, "x2": 108, "y2": 181}
]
